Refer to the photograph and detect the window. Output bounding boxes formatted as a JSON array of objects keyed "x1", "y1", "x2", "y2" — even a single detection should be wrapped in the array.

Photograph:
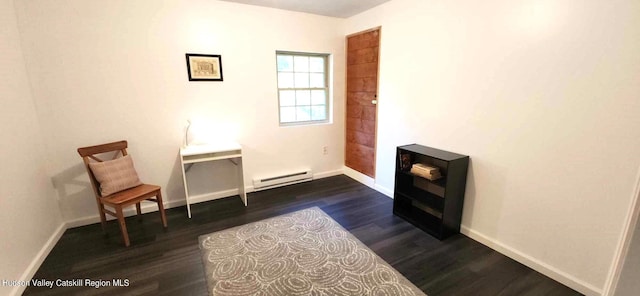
[{"x1": 276, "y1": 51, "x2": 329, "y2": 125}]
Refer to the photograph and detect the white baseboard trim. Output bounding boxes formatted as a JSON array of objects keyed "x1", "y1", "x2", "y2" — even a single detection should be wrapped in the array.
[
  {"x1": 343, "y1": 166, "x2": 375, "y2": 188},
  {"x1": 342, "y1": 166, "x2": 393, "y2": 198},
  {"x1": 49, "y1": 168, "x2": 604, "y2": 296},
  {"x1": 603, "y1": 166, "x2": 640, "y2": 296},
  {"x1": 11, "y1": 168, "x2": 374, "y2": 296},
  {"x1": 11, "y1": 223, "x2": 66, "y2": 296},
  {"x1": 374, "y1": 184, "x2": 393, "y2": 198},
  {"x1": 313, "y1": 169, "x2": 344, "y2": 180},
  {"x1": 65, "y1": 169, "x2": 347, "y2": 228},
  {"x1": 66, "y1": 189, "x2": 241, "y2": 228},
  {"x1": 342, "y1": 164, "x2": 601, "y2": 295},
  {"x1": 460, "y1": 225, "x2": 602, "y2": 296}
]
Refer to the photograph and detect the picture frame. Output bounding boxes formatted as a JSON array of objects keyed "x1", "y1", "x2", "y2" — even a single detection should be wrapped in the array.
[{"x1": 185, "y1": 53, "x2": 223, "y2": 81}]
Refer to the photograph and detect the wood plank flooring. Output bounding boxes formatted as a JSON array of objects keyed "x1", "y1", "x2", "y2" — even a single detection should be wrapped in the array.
[{"x1": 23, "y1": 175, "x2": 582, "y2": 296}]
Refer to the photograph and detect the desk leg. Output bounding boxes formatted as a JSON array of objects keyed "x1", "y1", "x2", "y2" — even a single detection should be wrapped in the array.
[
  {"x1": 180, "y1": 159, "x2": 193, "y2": 218},
  {"x1": 238, "y1": 157, "x2": 247, "y2": 206}
]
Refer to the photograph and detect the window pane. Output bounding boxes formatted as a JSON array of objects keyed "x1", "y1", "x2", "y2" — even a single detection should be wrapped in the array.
[
  {"x1": 311, "y1": 90, "x2": 325, "y2": 105},
  {"x1": 278, "y1": 73, "x2": 294, "y2": 88},
  {"x1": 294, "y1": 56, "x2": 309, "y2": 72},
  {"x1": 280, "y1": 107, "x2": 296, "y2": 122},
  {"x1": 294, "y1": 73, "x2": 309, "y2": 88},
  {"x1": 310, "y1": 57, "x2": 324, "y2": 73},
  {"x1": 276, "y1": 52, "x2": 330, "y2": 125},
  {"x1": 279, "y1": 90, "x2": 296, "y2": 106},
  {"x1": 309, "y1": 73, "x2": 325, "y2": 88},
  {"x1": 296, "y1": 106, "x2": 311, "y2": 121},
  {"x1": 277, "y1": 55, "x2": 293, "y2": 72},
  {"x1": 295, "y1": 90, "x2": 311, "y2": 105},
  {"x1": 311, "y1": 106, "x2": 326, "y2": 120}
]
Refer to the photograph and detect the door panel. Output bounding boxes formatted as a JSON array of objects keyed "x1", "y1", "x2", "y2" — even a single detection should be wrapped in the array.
[
  {"x1": 347, "y1": 117, "x2": 376, "y2": 134},
  {"x1": 347, "y1": 48, "x2": 379, "y2": 65},
  {"x1": 345, "y1": 144, "x2": 375, "y2": 177},
  {"x1": 346, "y1": 130, "x2": 375, "y2": 147},
  {"x1": 347, "y1": 63, "x2": 378, "y2": 78},
  {"x1": 345, "y1": 28, "x2": 380, "y2": 178},
  {"x1": 347, "y1": 78, "x2": 378, "y2": 92}
]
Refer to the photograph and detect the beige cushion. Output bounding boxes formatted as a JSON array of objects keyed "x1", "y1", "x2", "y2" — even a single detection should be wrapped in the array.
[{"x1": 89, "y1": 155, "x2": 142, "y2": 196}]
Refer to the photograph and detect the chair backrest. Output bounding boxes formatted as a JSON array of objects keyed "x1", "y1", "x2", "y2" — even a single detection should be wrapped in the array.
[{"x1": 77, "y1": 140, "x2": 129, "y2": 198}]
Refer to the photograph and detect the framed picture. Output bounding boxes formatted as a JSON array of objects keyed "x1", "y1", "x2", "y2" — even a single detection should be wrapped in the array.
[{"x1": 185, "y1": 53, "x2": 223, "y2": 81}]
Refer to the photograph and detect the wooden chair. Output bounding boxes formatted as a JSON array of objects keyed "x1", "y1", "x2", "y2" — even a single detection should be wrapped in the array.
[{"x1": 78, "y1": 140, "x2": 167, "y2": 246}]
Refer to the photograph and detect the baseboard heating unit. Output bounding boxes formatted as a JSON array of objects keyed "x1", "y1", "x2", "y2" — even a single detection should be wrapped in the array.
[{"x1": 253, "y1": 170, "x2": 313, "y2": 191}]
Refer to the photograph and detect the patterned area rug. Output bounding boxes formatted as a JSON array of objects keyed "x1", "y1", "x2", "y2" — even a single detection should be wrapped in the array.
[{"x1": 199, "y1": 207, "x2": 426, "y2": 296}]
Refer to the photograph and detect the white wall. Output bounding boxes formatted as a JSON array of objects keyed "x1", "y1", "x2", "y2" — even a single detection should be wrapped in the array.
[
  {"x1": 346, "y1": 0, "x2": 640, "y2": 294},
  {"x1": 0, "y1": 0, "x2": 64, "y2": 294},
  {"x1": 15, "y1": 0, "x2": 346, "y2": 223}
]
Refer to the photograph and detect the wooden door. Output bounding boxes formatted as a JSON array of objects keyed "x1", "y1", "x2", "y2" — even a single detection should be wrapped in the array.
[{"x1": 345, "y1": 28, "x2": 380, "y2": 178}]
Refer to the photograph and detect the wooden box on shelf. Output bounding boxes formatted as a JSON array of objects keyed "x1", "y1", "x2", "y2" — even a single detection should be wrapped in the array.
[{"x1": 393, "y1": 144, "x2": 469, "y2": 240}]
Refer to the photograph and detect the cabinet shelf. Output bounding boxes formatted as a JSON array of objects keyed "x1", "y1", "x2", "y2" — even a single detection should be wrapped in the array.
[
  {"x1": 393, "y1": 210, "x2": 443, "y2": 238},
  {"x1": 398, "y1": 170, "x2": 447, "y2": 187},
  {"x1": 395, "y1": 189, "x2": 444, "y2": 212},
  {"x1": 393, "y1": 144, "x2": 469, "y2": 240}
]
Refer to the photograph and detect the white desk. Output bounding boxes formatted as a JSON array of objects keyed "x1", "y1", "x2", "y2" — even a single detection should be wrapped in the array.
[{"x1": 179, "y1": 142, "x2": 247, "y2": 218}]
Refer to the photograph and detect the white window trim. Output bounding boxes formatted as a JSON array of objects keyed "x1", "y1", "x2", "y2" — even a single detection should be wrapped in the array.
[{"x1": 276, "y1": 51, "x2": 330, "y2": 126}]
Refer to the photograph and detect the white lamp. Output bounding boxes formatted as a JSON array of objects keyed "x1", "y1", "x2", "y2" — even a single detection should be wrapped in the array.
[
  {"x1": 184, "y1": 119, "x2": 192, "y2": 148},
  {"x1": 184, "y1": 118, "x2": 239, "y2": 146}
]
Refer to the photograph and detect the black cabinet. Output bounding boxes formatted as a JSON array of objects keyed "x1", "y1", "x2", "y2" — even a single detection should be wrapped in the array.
[{"x1": 393, "y1": 144, "x2": 469, "y2": 240}]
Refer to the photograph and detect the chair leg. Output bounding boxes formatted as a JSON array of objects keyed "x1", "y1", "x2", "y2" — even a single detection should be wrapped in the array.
[
  {"x1": 156, "y1": 191, "x2": 168, "y2": 228},
  {"x1": 115, "y1": 207, "x2": 130, "y2": 247},
  {"x1": 136, "y1": 203, "x2": 142, "y2": 221},
  {"x1": 96, "y1": 201, "x2": 107, "y2": 232}
]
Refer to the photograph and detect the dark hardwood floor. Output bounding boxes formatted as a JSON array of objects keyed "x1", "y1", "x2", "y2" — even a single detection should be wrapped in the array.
[{"x1": 24, "y1": 175, "x2": 582, "y2": 296}]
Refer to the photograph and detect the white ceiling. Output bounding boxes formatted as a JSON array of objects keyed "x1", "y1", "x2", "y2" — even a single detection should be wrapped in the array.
[{"x1": 218, "y1": 0, "x2": 391, "y2": 18}]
